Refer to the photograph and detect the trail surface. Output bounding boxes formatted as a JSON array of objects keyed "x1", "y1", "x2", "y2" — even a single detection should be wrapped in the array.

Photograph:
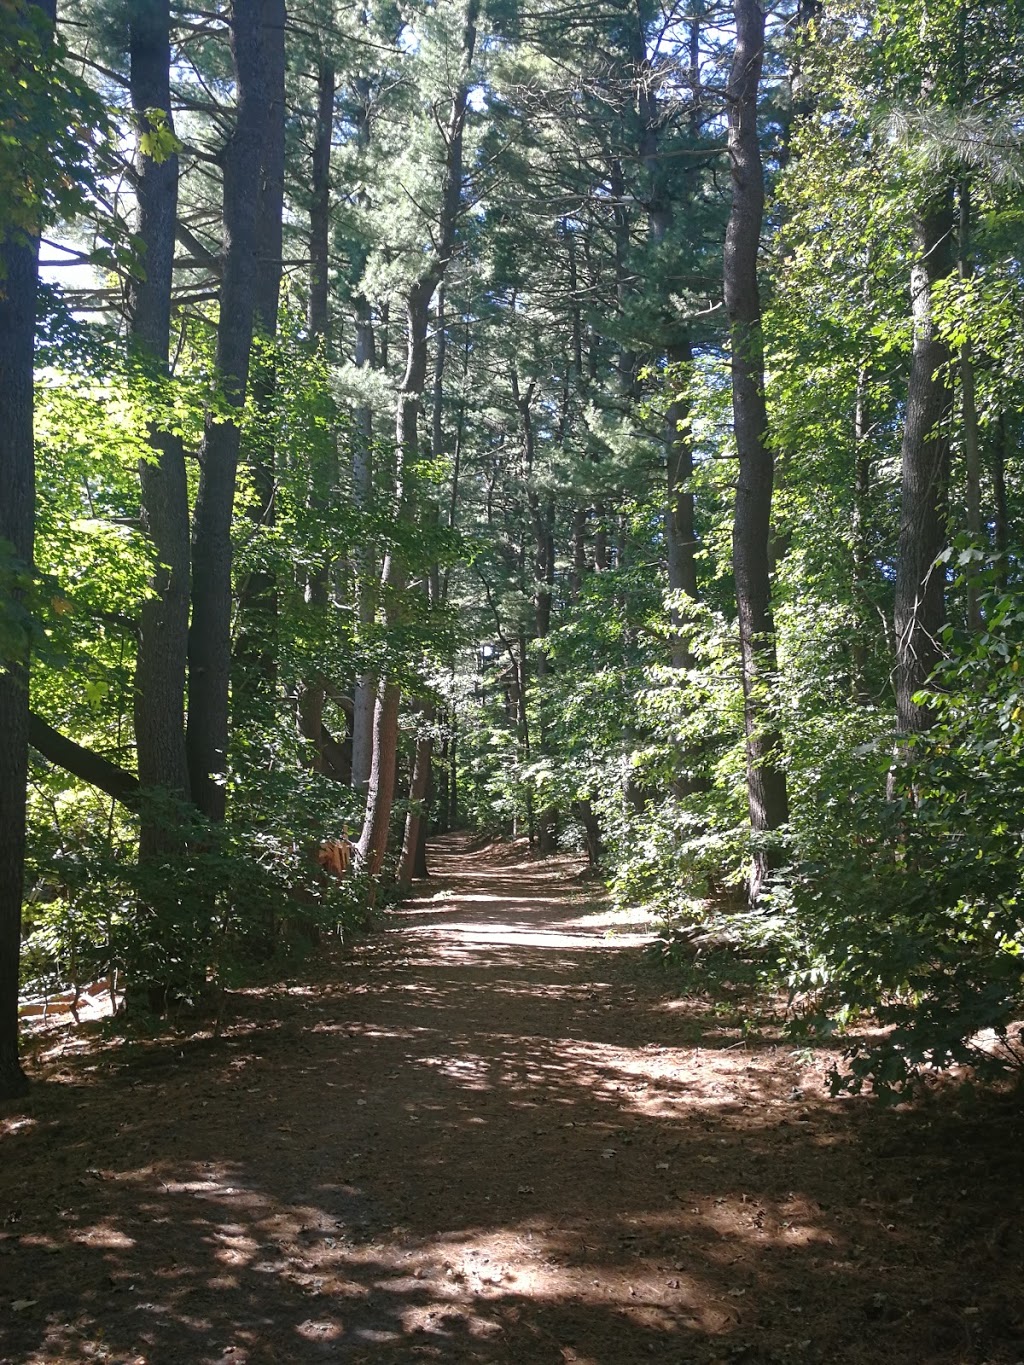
[{"x1": 2, "y1": 835, "x2": 1022, "y2": 1364}]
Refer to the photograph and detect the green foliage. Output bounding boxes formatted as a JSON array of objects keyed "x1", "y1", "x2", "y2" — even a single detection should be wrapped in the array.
[
  {"x1": 136, "y1": 106, "x2": 181, "y2": 164},
  {"x1": 791, "y1": 582, "x2": 1024, "y2": 1099},
  {"x1": 0, "y1": 0, "x2": 112, "y2": 246},
  {"x1": 14, "y1": 0, "x2": 1024, "y2": 1109},
  {"x1": 23, "y1": 767, "x2": 370, "y2": 1009}
]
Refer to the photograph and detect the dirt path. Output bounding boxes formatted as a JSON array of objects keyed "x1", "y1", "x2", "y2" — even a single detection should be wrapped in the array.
[{"x1": 1, "y1": 835, "x2": 1022, "y2": 1364}]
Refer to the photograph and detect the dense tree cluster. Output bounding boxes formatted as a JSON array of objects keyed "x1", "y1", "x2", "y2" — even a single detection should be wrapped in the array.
[{"x1": 2, "y1": 0, "x2": 1023, "y2": 1100}]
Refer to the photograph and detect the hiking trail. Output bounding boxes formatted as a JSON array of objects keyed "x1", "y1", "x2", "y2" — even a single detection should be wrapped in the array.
[{"x1": 1, "y1": 834, "x2": 1021, "y2": 1364}]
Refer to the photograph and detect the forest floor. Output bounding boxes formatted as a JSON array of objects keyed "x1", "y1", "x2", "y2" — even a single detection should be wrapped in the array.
[{"x1": 2, "y1": 833, "x2": 1023, "y2": 1365}]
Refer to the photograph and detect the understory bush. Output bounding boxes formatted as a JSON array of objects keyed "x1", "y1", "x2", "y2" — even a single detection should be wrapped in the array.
[
  {"x1": 23, "y1": 764, "x2": 369, "y2": 1014},
  {"x1": 631, "y1": 586, "x2": 1024, "y2": 1100},
  {"x1": 785, "y1": 588, "x2": 1024, "y2": 1097}
]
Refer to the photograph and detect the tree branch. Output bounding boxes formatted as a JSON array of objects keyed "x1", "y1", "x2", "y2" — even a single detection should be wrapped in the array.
[
  {"x1": 176, "y1": 220, "x2": 221, "y2": 271},
  {"x1": 28, "y1": 715, "x2": 140, "y2": 808}
]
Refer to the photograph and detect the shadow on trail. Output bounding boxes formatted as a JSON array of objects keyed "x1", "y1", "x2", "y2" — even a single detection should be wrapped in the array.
[{"x1": 1, "y1": 834, "x2": 1022, "y2": 1364}]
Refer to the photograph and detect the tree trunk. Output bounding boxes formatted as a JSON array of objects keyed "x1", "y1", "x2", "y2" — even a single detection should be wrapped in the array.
[
  {"x1": 28, "y1": 714, "x2": 140, "y2": 807},
  {"x1": 186, "y1": 0, "x2": 270, "y2": 820},
  {"x1": 398, "y1": 711, "x2": 434, "y2": 889},
  {"x1": 665, "y1": 340, "x2": 698, "y2": 668},
  {"x1": 128, "y1": 0, "x2": 191, "y2": 855},
  {"x1": 397, "y1": 295, "x2": 450, "y2": 884},
  {"x1": 570, "y1": 506, "x2": 587, "y2": 600},
  {"x1": 0, "y1": 0, "x2": 56, "y2": 1101},
  {"x1": 537, "y1": 805, "x2": 559, "y2": 856},
  {"x1": 296, "y1": 684, "x2": 350, "y2": 782},
  {"x1": 958, "y1": 180, "x2": 982, "y2": 631},
  {"x1": 232, "y1": 0, "x2": 286, "y2": 719},
  {"x1": 626, "y1": 0, "x2": 700, "y2": 673},
  {"x1": 350, "y1": 72, "x2": 379, "y2": 795},
  {"x1": 355, "y1": 285, "x2": 432, "y2": 877},
  {"x1": 893, "y1": 195, "x2": 953, "y2": 738},
  {"x1": 431, "y1": 284, "x2": 447, "y2": 461},
  {"x1": 515, "y1": 374, "x2": 558, "y2": 849},
  {"x1": 992, "y1": 416, "x2": 1009, "y2": 589},
  {"x1": 298, "y1": 58, "x2": 337, "y2": 767},
  {"x1": 725, "y1": 0, "x2": 789, "y2": 895},
  {"x1": 594, "y1": 504, "x2": 608, "y2": 571},
  {"x1": 441, "y1": 327, "x2": 468, "y2": 604},
  {"x1": 349, "y1": 306, "x2": 377, "y2": 794},
  {"x1": 413, "y1": 814, "x2": 429, "y2": 878},
  {"x1": 348, "y1": 255, "x2": 378, "y2": 787},
  {"x1": 571, "y1": 799, "x2": 603, "y2": 869},
  {"x1": 357, "y1": 679, "x2": 402, "y2": 879},
  {"x1": 252, "y1": 0, "x2": 285, "y2": 346},
  {"x1": 851, "y1": 363, "x2": 873, "y2": 702},
  {"x1": 449, "y1": 726, "x2": 459, "y2": 829},
  {"x1": 308, "y1": 60, "x2": 334, "y2": 343}
]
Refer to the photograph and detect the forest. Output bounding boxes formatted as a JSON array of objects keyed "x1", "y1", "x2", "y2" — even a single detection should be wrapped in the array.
[
  {"x1": 3, "y1": 1, "x2": 1024, "y2": 1359},
  {"x1": 2, "y1": 0, "x2": 1024, "y2": 1110}
]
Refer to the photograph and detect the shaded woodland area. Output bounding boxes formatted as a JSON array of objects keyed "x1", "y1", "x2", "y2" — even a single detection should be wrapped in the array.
[{"x1": 2, "y1": 0, "x2": 1024, "y2": 1123}]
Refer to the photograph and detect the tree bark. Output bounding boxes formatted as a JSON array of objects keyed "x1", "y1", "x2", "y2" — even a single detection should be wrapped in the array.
[
  {"x1": 0, "y1": 0, "x2": 56, "y2": 1101},
  {"x1": 398, "y1": 299, "x2": 450, "y2": 886},
  {"x1": 296, "y1": 680, "x2": 350, "y2": 782},
  {"x1": 514, "y1": 373, "x2": 558, "y2": 850},
  {"x1": 725, "y1": 0, "x2": 789, "y2": 894},
  {"x1": 253, "y1": 0, "x2": 285, "y2": 348},
  {"x1": 665, "y1": 340, "x2": 698, "y2": 668},
  {"x1": 398, "y1": 708, "x2": 434, "y2": 890},
  {"x1": 992, "y1": 416, "x2": 1009, "y2": 589},
  {"x1": 571, "y1": 799, "x2": 603, "y2": 869},
  {"x1": 308, "y1": 60, "x2": 334, "y2": 343},
  {"x1": 448, "y1": 725, "x2": 458, "y2": 829},
  {"x1": 232, "y1": 0, "x2": 286, "y2": 718},
  {"x1": 355, "y1": 283, "x2": 432, "y2": 878},
  {"x1": 349, "y1": 290, "x2": 378, "y2": 793},
  {"x1": 893, "y1": 194, "x2": 953, "y2": 737},
  {"x1": 28, "y1": 715, "x2": 140, "y2": 808},
  {"x1": 298, "y1": 56, "x2": 339, "y2": 773},
  {"x1": 594, "y1": 504, "x2": 608, "y2": 571},
  {"x1": 627, "y1": 0, "x2": 700, "y2": 669},
  {"x1": 851, "y1": 363, "x2": 873, "y2": 702},
  {"x1": 350, "y1": 71, "x2": 379, "y2": 795},
  {"x1": 128, "y1": 0, "x2": 191, "y2": 859},
  {"x1": 441, "y1": 323, "x2": 469, "y2": 604},
  {"x1": 958, "y1": 180, "x2": 982, "y2": 631},
  {"x1": 357, "y1": 679, "x2": 401, "y2": 878},
  {"x1": 187, "y1": 0, "x2": 270, "y2": 820}
]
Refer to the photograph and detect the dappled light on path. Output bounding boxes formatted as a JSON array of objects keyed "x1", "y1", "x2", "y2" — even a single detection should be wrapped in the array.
[{"x1": 2, "y1": 833, "x2": 1023, "y2": 1363}]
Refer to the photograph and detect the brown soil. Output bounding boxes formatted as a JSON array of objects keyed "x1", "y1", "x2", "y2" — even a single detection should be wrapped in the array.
[{"x1": 2, "y1": 833, "x2": 1023, "y2": 1365}]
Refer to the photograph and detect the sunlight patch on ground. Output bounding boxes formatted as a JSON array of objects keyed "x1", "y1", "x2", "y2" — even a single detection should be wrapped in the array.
[
  {"x1": 395, "y1": 893, "x2": 579, "y2": 920},
  {"x1": 420, "y1": 1054, "x2": 493, "y2": 1089},
  {"x1": 0, "y1": 1115, "x2": 38, "y2": 1138},
  {"x1": 70, "y1": 1222, "x2": 136, "y2": 1249},
  {"x1": 111, "y1": 1155, "x2": 844, "y2": 1337},
  {"x1": 401, "y1": 923, "x2": 653, "y2": 951},
  {"x1": 398, "y1": 891, "x2": 507, "y2": 910},
  {"x1": 296, "y1": 1317, "x2": 345, "y2": 1341},
  {"x1": 384, "y1": 1029, "x2": 825, "y2": 1127},
  {"x1": 309, "y1": 1021, "x2": 432, "y2": 1040},
  {"x1": 336, "y1": 1219, "x2": 749, "y2": 1337},
  {"x1": 565, "y1": 905, "x2": 658, "y2": 931}
]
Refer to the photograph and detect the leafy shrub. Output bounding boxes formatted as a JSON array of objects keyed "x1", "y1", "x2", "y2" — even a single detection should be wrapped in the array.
[
  {"x1": 784, "y1": 585, "x2": 1024, "y2": 1098},
  {"x1": 23, "y1": 764, "x2": 370, "y2": 1017}
]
